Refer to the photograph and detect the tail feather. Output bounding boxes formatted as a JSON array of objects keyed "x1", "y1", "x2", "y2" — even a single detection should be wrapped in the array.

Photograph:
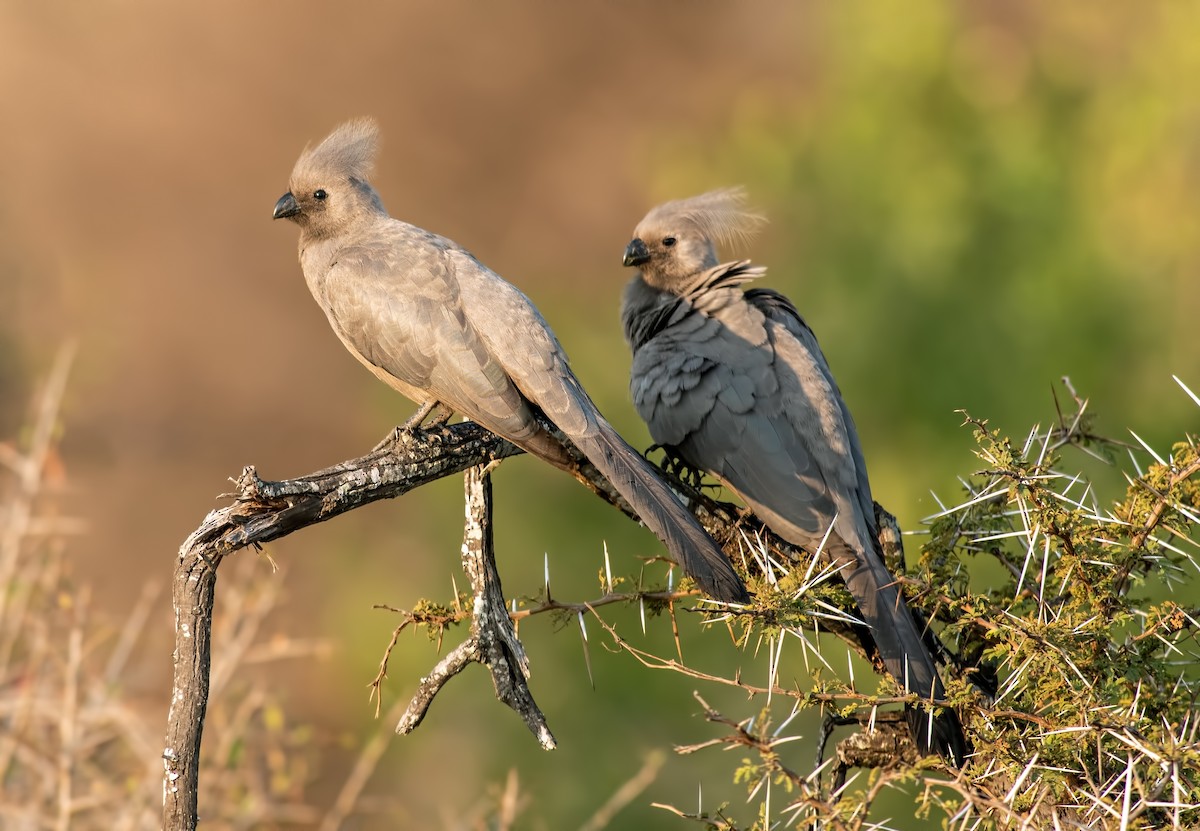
[
  {"x1": 833, "y1": 536, "x2": 970, "y2": 765},
  {"x1": 907, "y1": 705, "x2": 970, "y2": 767},
  {"x1": 572, "y1": 420, "x2": 749, "y2": 604}
]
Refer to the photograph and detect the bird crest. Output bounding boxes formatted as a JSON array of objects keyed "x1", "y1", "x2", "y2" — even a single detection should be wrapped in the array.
[
  {"x1": 637, "y1": 187, "x2": 767, "y2": 252},
  {"x1": 291, "y1": 118, "x2": 380, "y2": 185}
]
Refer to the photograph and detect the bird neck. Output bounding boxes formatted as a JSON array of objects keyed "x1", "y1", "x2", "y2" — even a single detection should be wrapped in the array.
[{"x1": 621, "y1": 276, "x2": 682, "y2": 352}]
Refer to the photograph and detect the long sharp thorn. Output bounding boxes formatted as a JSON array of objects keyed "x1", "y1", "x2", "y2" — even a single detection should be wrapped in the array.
[
  {"x1": 1174, "y1": 375, "x2": 1200, "y2": 409},
  {"x1": 578, "y1": 612, "x2": 594, "y2": 690},
  {"x1": 1129, "y1": 430, "x2": 1167, "y2": 467}
]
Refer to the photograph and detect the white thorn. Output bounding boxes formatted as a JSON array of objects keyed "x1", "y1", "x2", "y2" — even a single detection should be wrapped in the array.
[
  {"x1": 1174, "y1": 375, "x2": 1200, "y2": 408},
  {"x1": 1129, "y1": 430, "x2": 1168, "y2": 468}
]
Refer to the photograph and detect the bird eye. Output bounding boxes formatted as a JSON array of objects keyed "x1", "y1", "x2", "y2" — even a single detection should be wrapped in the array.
[
  {"x1": 313, "y1": 189, "x2": 328, "y2": 201},
  {"x1": 662, "y1": 236, "x2": 677, "y2": 247}
]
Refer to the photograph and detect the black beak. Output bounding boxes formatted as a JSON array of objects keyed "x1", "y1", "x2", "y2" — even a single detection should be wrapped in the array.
[
  {"x1": 622, "y1": 238, "x2": 650, "y2": 267},
  {"x1": 272, "y1": 191, "x2": 300, "y2": 220}
]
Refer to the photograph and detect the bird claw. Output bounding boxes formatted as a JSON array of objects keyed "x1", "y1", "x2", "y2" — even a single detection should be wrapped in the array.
[
  {"x1": 374, "y1": 402, "x2": 453, "y2": 452},
  {"x1": 372, "y1": 426, "x2": 405, "y2": 453},
  {"x1": 642, "y1": 442, "x2": 665, "y2": 462},
  {"x1": 405, "y1": 401, "x2": 451, "y2": 429},
  {"x1": 424, "y1": 404, "x2": 452, "y2": 428},
  {"x1": 645, "y1": 444, "x2": 708, "y2": 490}
]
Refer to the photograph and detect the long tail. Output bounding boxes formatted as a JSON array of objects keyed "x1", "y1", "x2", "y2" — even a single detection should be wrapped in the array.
[
  {"x1": 567, "y1": 419, "x2": 749, "y2": 604},
  {"x1": 832, "y1": 537, "x2": 970, "y2": 765}
]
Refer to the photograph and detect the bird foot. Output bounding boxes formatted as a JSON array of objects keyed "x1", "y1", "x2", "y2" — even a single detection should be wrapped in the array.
[
  {"x1": 371, "y1": 427, "x2": 405, "y2": 453},
  {"x1": 373, "y1": 402, "x2": 453, "y2": 452},
  {"x1": 403, "y1": 400, "x2": 450, "y2": 430},
  {"x1": 645, "y1": 444, "x2": 708, "y2": 491}
]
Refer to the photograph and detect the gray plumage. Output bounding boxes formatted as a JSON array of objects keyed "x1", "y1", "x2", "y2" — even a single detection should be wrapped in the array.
[
  {"x1": 620, "y1": 188, "x2": 967, "y2": 763},
  {"x1": 271, "y1": 119, "x2": 748, "y2": 604}
]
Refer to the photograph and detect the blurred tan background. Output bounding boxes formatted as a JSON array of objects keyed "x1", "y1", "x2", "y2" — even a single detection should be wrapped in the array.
[{"x1": 1, "y1": 2, "x2": 1197, "y2": 828}]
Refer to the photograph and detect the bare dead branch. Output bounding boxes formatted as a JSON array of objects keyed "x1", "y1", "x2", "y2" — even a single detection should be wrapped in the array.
[
  {"x1": 161, "y1": 548, "x2": 218, "y2": 831},
  {"x1": 180, "y1": 421, "x2": 523, "y2": 560},
  {"x1": 163, "y1": 423, "x2": 525, "y2": 831},
  {"x1": 396, "y1": 464, "x2": 555, "y2": 749}
]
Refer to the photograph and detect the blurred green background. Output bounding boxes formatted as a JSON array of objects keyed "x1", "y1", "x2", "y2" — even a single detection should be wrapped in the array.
[{"x1": 1, "y1": 1, "x2": 1197, "y2": 828}]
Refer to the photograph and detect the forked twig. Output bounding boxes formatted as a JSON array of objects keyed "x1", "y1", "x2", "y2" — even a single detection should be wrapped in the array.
[{"x1": 395, "y1": 463, "x2": 555, "y2": 749}]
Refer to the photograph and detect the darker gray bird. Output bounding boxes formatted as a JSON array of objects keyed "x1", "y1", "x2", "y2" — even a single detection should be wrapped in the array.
[
  {"x1": 271, "y1": 119, "x2": 747, "y2": 604},
  {"x1": 620, "y1": 188, "x2": 967, "y2": 763}
]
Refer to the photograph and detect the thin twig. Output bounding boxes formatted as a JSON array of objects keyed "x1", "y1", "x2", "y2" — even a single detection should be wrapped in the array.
[
  {"x1": 0, "y1": 341, "x2": 76, "y2": 664},
  {"x1": 577, "y1": 751, "x2": 666, "y2": 831},
  {"x1": 55, "y1": 588, "x2": 87, "y2": 831},
  {"x1": 318, "y1": 696, "x2": 412, "y2": 831}
]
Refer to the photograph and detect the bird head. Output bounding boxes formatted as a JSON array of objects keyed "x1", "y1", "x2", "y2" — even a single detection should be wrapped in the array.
[
  {"x1": 622, "y1": 187, "x2": 766, "y2": 290},
  {"x1": 273, "y1": 118, "x2": 386, "y2": 238}
]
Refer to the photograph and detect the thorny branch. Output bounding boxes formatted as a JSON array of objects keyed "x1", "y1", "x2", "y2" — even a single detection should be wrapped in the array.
[
  {"x1": 1128, "y1": 456, "x2": 1200, "y2": 551},
  {"x1": 157, "y1": 368, "x2": 1200, "y2": 831},
  {"x1": 163, "y1": 412, "x2": 917, "y2": 825},
  {"x1": 161, "y1": 415, "x2": 952, "y2": 830},
  {"x1": 654, "y1": 696, "x2": 924, "y2": 831}
]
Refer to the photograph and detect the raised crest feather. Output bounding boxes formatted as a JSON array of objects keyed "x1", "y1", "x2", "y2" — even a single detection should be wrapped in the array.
[
  {"x1": 637, "y1": 187, "x2": 767, "y2": 253},
  {"x1": 291, "y1": 118, "x2": 380, "y2": 185}
]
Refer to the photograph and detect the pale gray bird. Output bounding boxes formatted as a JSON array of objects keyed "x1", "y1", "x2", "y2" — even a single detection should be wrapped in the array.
[
  {"x1": 271, "y1": 119, "x2": 747, "y2": 604},
  {"x1": 620, "y1": 188, "x2": 967, "y2": 763}
]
